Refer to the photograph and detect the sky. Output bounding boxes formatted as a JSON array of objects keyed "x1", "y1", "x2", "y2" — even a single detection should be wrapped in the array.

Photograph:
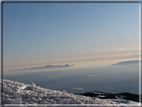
[{"x1": 3, "y1": 2, "x2": 139, "y2": 72}]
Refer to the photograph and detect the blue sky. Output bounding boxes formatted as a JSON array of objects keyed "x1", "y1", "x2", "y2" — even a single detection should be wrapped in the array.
[{"x1": 3, "y1": 3, "x2": 139, "y2": 72}]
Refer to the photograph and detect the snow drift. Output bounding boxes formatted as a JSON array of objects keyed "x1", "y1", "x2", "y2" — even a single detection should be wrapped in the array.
[{"x1": 0, "y1": 79, "x2": 141, "y2": 106}]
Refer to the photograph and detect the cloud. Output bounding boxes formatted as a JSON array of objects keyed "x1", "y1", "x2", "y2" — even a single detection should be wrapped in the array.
[
  {"x1": 111, "y1": 60, "x2": 140, "y2": 66},
  {"x1": 118, "y1": 48, "x2": 125, "y2": 51},
  {"x1": 72, "y1": 87, "x2": 84, "y2": 90},
  {"x1": 9, "y1": 64, "x2": 72, "y2": 71},
  {"x1": 62, "y1": 53, "x2": 139, "y2": 64}
]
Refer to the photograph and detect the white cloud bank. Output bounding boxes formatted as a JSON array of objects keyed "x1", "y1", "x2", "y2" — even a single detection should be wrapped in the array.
[{"x1": 72, "y1": 87, "x2": 84, "y2": 90}]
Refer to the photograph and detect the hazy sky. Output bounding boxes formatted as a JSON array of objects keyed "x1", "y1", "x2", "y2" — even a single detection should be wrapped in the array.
[{"x1": 3, "y1": 3, "x2": 139, "y2": 72}]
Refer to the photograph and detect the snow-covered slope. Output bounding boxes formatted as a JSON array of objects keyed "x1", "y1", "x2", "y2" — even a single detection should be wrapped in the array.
[{"x1": 1, "y1": 79, "x2": 141, "y2": 106}]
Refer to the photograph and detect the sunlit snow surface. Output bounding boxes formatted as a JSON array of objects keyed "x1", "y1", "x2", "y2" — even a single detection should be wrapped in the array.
[{"x1": 1, "y1": 79, "x2": 141, "y2": 106}]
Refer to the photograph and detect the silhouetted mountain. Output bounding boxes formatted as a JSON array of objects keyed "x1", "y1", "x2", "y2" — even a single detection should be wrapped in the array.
[
  {"x1": 9, "y1": 64, "x2": 72, "y2": 71},
  {"x1": 112, "y1": 60, "x2": 140, "y2": 66}
]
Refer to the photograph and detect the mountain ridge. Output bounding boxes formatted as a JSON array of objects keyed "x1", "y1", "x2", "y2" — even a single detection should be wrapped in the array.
[{"x1": 112, "y1": 60, "x2": 140, "y2": 66}]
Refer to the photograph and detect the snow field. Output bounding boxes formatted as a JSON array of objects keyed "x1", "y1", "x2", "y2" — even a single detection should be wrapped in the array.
[{"x1": 1, "y1": 79, "x2": 141, "y2": 106}]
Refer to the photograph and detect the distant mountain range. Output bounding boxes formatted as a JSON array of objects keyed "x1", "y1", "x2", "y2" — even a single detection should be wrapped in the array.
[
  {"x1": 112, "y1": 60, "x2": 141, "y2": 66},
  {"x1": 9, "y1": 64, "x2": 72, "y2": 71}
]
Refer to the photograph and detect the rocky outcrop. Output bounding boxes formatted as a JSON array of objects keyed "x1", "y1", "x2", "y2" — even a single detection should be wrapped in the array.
[{"x1": 80, "y1": 91, "x2": 141, "y2": 102}]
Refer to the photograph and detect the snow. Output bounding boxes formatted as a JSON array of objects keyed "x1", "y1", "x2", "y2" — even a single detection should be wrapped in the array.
[{"x1": 0, "y1": 79, "x2": 141, "y2": 106}]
